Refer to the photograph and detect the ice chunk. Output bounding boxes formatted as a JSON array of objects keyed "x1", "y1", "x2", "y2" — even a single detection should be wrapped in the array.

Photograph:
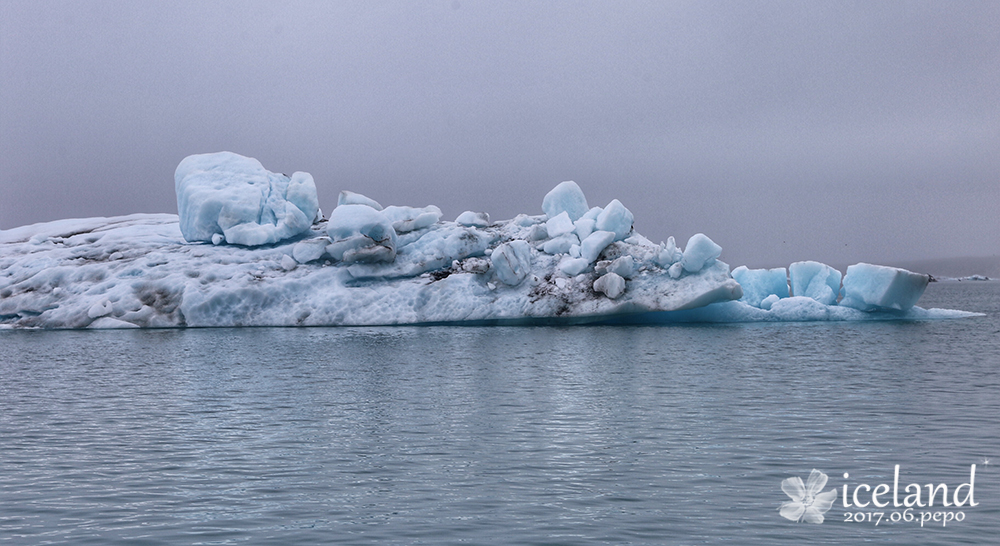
[
  {"x1": 596, "y1": 256, "x2": 635, "y2": 279},
  {"x1": 582, "y1": 207, "x2": 602, "y2": 221},
  {"x1": 280, "y1": 254, "x2": 297, "y2": 271},
  {"x1": 292, "y1": 238, "x2": 330, "y2": 264},
  {"x1": 789, "y1": 261, "x2": 841, "y2": 305},
  {"x1": 769, "y1": 296, "x2": 831, "y2": 321},
  {"x1": 455, "y1": 211, "x2": 490, "y2": 227},
  {"x1": 513, "y1": 214, "x2": 540, "y2": 227},
  {"x1": 839, "y1": 263, "x2": 930, "y2": 311},
  {"x1": 545, "y1": 211, "x2": 576, "y2": 238},
  {"x1": 491, "y1": 240, "x2": 532, "y2": 286},
  {"x1": 174, "y1": 152, "x2": 319, "y2": 246},
  {"x1": 542, "y1": 181, "x2": 589, "y2": 221},
  {"x1": 87, "y1": 299, "x2": 113, "y2": 319},
  {"x1": 594, "y1": 272, "x2": 626, "y2": 299},
  {"x1": 760, "y1": 294, "x2": 780, "y2": 310},
  {"x1": 595, "y1": 199, "x2": 634, "y2": 241},
  {"x1": 460, "y1": 257, "x2": 491, "y2": 274},
  {"x1": 542, "y1": 233, "x2": 580, "y2": 255},
  {"x1": 680, "y1": 233, "x2": 722, "y2": 273},
  {"x1": 326, "y1": 204, "x2": 397, "y2": 263},
  {"x1": 382, "y1": 205, "x2": 442, "y2": 233},
  {"x1": 655, "y1": 236, "x2": 682, "y2": 267},
  {"x1": 611, "y1": 256, "x2": 635, "y2": 278},
  {"x1": 732, "y1": 266, "x2": 789, "y2": 308},
  {"x1": 528, "y1": 224, "x2": 548, "y2": 241},
  {"x1": 559, "y1": 257, "x2": 590, "y2": 276},
  {"x1": 88, "y1": 317, "x2": 139, "y2": 329},
  {"x1": 346, "y1": 223, "x2": 496, "y2": 280},
  {"x1": 574, "y1": 218, "x2": 596, "y2": 241},
  {"x1": 338, "y1": 191, "x2": 383, "y2": 210},
  {"x1": 580, "y1": 230, "x2": 616, "y2": 263}
]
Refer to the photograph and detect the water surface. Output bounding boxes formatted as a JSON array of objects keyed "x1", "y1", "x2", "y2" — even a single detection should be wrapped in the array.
[{"x1": 2, "y1": 282, "x2": 999, "y2": 544}]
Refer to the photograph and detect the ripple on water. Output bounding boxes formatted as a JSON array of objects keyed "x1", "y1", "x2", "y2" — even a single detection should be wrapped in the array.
[{"x1": 1, "y1": 283, "x2": 999, "y2": 544}]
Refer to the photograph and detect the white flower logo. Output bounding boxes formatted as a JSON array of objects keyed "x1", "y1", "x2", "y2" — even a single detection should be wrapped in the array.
[{"x1": 779, "y1": 469, "x2": 838, "y2": 523}]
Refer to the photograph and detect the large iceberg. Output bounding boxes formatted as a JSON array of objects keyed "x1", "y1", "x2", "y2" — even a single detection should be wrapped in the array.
[
  {"x1": 0, "y1": 153, "x2": 980, "y2": 329},
  {"x1": 0, "y1": 212, "x2": 742, "y2": 328}
]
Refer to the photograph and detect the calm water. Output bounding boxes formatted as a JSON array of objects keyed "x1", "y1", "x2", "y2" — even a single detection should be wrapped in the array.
[{"x1": 2, "y1": 282, "x2": 999, "y2": 545}]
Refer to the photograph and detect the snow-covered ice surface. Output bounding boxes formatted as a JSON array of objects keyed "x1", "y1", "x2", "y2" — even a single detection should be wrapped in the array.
[
  {"x1": 0, "y1": 210, "x2": 980, "y2": 329},
  {"x1": 0, "y1": 159, "x2": 981, "y2": 329}
]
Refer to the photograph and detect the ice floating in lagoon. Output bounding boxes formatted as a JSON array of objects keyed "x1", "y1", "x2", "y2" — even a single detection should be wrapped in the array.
[{"x1": 0, "y1": 152, "x2": 981, "y2": 329}]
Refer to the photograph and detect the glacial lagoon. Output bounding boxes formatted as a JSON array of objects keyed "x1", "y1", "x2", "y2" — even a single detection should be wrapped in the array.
[{"x1": 2, "y1": 281, "x2": 998, "y2": 545}]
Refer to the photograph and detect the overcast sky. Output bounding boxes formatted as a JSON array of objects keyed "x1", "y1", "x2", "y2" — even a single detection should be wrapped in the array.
[{"x1": 2, "y1": 0, "x2": 998, "y2": 268}]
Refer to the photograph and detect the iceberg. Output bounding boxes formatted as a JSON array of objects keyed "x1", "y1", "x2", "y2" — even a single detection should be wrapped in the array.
[
  {"x1": 0, "y1": 153, "x2": 979, "y2": 329},
  {"x1": 0, "y1": 209, "x2": 743, "y2": 328}
]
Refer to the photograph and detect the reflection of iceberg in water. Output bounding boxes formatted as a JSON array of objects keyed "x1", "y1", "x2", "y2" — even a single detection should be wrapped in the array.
[{"x1": 0, "y1": 152, "x2": 981, "y2": 329}]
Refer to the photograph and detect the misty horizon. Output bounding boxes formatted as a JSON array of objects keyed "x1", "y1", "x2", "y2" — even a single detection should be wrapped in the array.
[{"x1": 2, "y1": 1, "x2": 998, "y2": 270}]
